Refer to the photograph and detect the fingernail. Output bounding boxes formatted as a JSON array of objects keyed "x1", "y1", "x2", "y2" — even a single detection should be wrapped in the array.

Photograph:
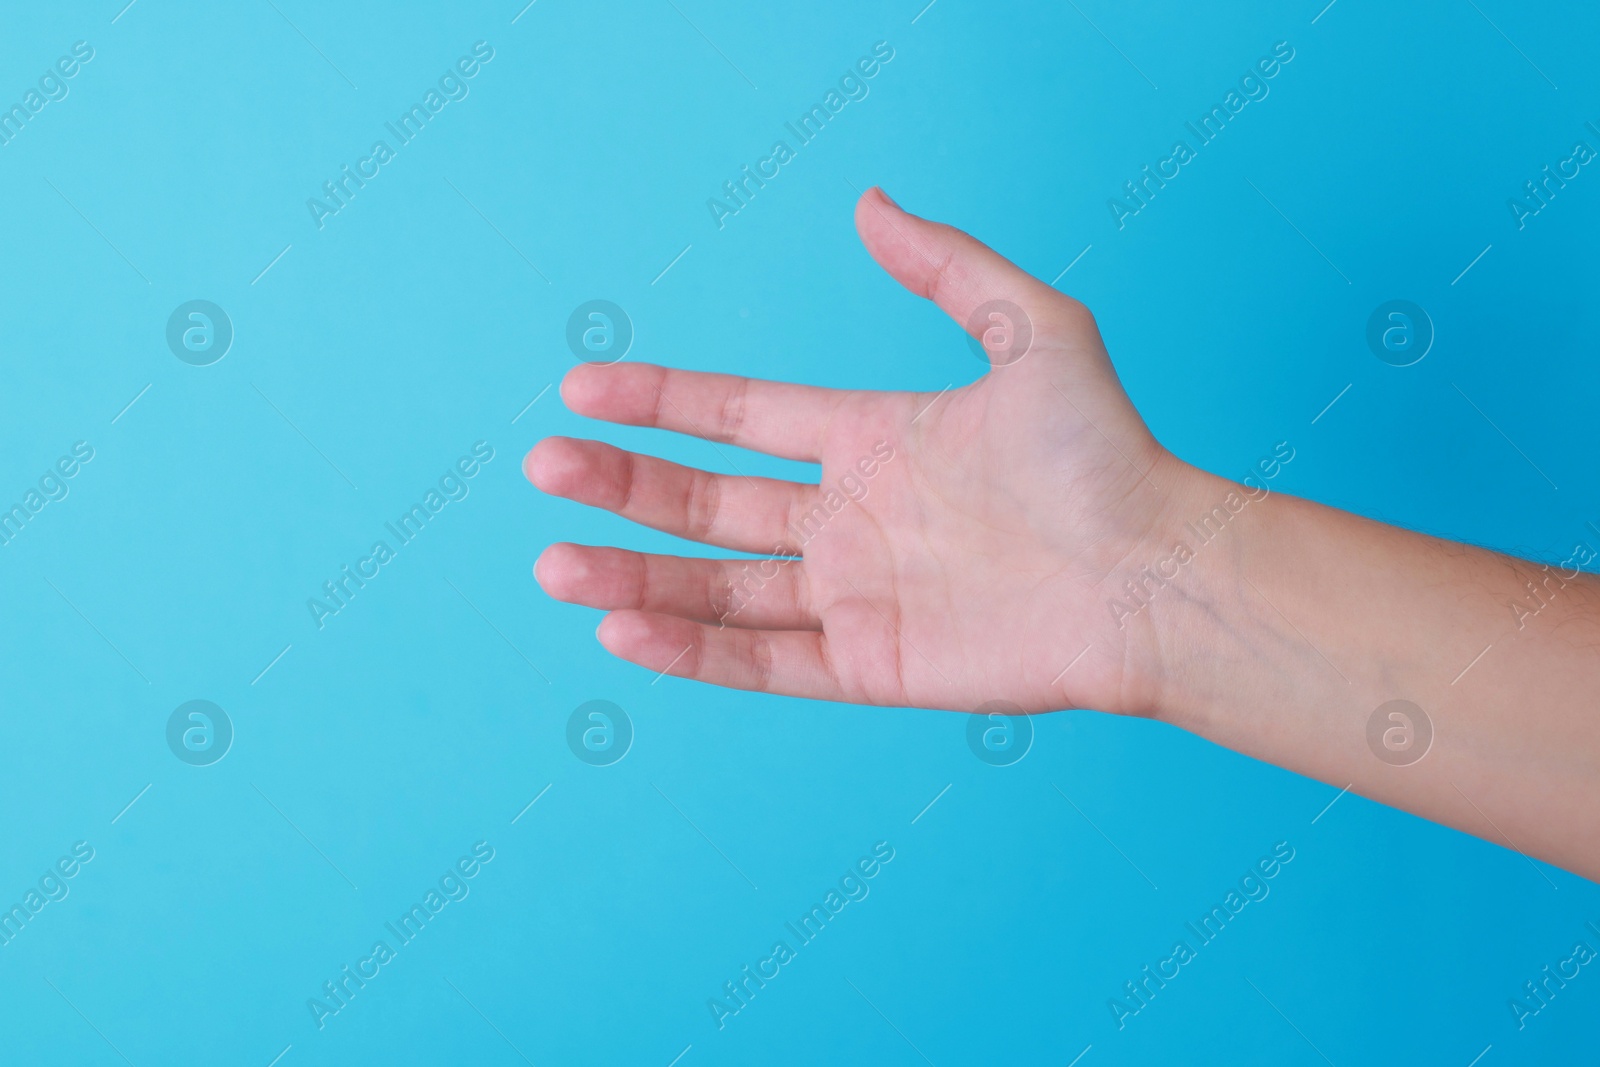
[{"x1": 874, "y1": 186, "x2": 900, "y2": 208}]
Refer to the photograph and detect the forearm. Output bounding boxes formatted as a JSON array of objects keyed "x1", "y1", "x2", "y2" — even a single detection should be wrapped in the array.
[{"x1": 1140, "y1": 467, "x2": 1600, "y2": 880}]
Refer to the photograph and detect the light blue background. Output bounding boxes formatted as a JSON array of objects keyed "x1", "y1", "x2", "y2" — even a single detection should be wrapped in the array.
[{"x1": 1, "y1": 1, "x2": 1597, "y2": 1063}]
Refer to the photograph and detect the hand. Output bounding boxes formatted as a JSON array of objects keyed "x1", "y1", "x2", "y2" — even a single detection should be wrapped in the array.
[
  {"x1": 526, "y1": 189, "x2": 1600, "y2": 879},
  {"x1": 525, "y1": 188, "x2": 1198, "y2": 715}
]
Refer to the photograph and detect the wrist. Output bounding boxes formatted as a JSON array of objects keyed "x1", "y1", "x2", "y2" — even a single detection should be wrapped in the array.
[{"x1": 1107, "y1": 459, "x2": 1291, "y2": 726}]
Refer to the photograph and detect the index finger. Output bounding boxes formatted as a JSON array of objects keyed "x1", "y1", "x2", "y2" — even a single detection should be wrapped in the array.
[{"x1": 560, "y1": 362, "x2": 848, "y2": 464}]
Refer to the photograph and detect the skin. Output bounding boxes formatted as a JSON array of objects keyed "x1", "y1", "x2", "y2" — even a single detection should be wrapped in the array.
[{"x1": 526, "y1": 187, "x2": 1600, "y2": 883}]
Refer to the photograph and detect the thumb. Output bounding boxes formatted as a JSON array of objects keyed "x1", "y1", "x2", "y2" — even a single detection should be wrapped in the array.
[{"x1": 853, "y1": 187, "x2": 1087, "y2": 367}]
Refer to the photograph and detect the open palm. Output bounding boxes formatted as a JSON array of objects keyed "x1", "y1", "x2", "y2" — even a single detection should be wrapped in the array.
[{"x1": 527, "y1": 189, "x2": 1193, "y2": 716}]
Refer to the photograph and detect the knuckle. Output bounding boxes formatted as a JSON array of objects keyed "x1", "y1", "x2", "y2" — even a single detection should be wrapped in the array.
[
  {"x1": 923, "y1": 246, "x2": 959, "y2": 304},
  {"x1": 630, "y1": 552, "x2": 652, "y2": 610},
  {"x1": 748, "y1": 631, "x2": 774, "y2": 692},
  {"x1": 790, "y1": 566, "x2": 811, "y2": 620},
  {"x1": 685, "y1": 628, "x2": 707, "y2": 679},
  {"x1": 615, "y1": 449, "x2": 639, "y2": 513},
  {"x1": 708, "y1": 566, "x2": 736, "y2": 623},
  {"x1": 716, "y1": 379, "x2": 749, "y2": 442},
  {"x1": 685, "y1": 469, "x2": 722, "y2": 541}
]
